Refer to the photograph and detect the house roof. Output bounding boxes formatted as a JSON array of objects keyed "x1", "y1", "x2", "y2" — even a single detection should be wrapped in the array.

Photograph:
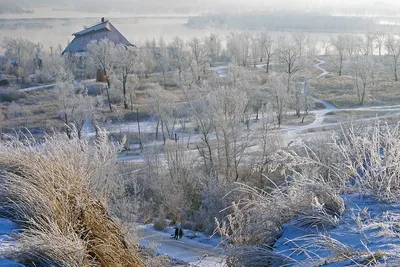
[
  {"x1": 73, "y1": 21, "x2": 111, "y2": 36},
  {"x1": 62, "y1": 19, "x2": 132, "y2": 55}
]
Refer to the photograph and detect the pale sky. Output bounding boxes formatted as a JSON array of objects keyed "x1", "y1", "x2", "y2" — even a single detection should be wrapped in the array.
[{"x1": 10, "y1": 0, "x2": 400, "y2": 15}]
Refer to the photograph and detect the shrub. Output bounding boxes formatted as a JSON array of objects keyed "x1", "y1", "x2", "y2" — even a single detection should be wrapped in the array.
[
  {"x1": 154, "y1": 219, "x2": 168, "y2": 231},
  {"x1": 0, "y1": 90, "x2": 25, "y2": 102}
]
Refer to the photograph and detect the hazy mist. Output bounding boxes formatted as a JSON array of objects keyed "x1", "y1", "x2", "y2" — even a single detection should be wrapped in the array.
[{"x1": 3, "y1": 0, "x2": 400, "y2": 15}]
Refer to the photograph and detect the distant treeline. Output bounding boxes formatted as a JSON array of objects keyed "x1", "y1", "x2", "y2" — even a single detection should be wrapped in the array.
[
  {"x1": 0, "y1": 1, "x2": 31, "y2": 14},
  {"x1": 187, "y1": 12, "x2": 400, "y2": 33}
]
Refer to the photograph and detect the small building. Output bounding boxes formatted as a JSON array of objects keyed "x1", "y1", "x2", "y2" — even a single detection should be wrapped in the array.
[
  {"x1": 62, "y1": 18, "x2": 132, "y2": 56},
  {"x1": 62, "y1": 18, "x2": 133, "y2": 80}
]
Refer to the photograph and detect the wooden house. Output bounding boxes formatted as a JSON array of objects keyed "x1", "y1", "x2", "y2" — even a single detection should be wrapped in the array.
[{"x1": 62, "y1": 18, "x2": 132, "y2": 56}]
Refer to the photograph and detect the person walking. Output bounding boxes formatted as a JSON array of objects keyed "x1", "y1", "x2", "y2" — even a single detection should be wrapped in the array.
[
  {"x1": 174, "y1": 227, "x2": 179, "y2": 240},
  {"x1": 179, "y1": 228, "x2": 183, "y2": 239}
]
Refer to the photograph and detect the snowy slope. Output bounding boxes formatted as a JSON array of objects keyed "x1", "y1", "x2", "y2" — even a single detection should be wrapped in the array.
[{"x1": 274, "y1": 194, "x2": 400, "y2": 266}]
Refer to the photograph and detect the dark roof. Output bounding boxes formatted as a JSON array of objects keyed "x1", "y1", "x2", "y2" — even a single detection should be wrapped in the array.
[{"x1": 62, "y1": 20, "x2": 132, "y2": 55}]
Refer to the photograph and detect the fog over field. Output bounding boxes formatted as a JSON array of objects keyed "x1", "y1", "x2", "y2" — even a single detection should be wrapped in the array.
[{"x1": 1, "y1": 0, "x2": 400, "y2": 52}]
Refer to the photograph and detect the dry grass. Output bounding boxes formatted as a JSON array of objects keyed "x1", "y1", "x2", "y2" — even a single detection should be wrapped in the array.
[
  {"x1": 225, "y1": 245, "x2": 294, "y2": 267},
  {"x1": 0, "y1": 130, "x2": 145, "y2": 266},
  {"x1": 216, "y1": 175, "x2": 345, "y2": 247},
  {"x1": 332, "y1": 121, "x2": 400, "y2": 202}
]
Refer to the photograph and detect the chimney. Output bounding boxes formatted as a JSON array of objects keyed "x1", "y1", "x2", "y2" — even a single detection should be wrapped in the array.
[{"x1": 101, "y1": 17, "x2": 105, "y2": 23}]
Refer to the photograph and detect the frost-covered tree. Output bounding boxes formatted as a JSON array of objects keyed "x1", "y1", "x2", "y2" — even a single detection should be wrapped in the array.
[
  {"x1": 320, "y1": 39, "x2": 331, "y2": 55},
  {"x1": 250, "y1": 33, "x2": 261, "y2": 68},
  {"x1": 211, "y1": 85, "x2": 249, "y2": 181},
  {"x1": 350, "y1": 56, "x2": 377, "y2": 105},
  {"x1": 57, "y1": 83, "x2": 94, "y2": 139},
  {"x1": 87, "y1": 38, "x2": 115, "y2": 112},
  {"x1": 292, "y1": 32, "x2": 307, "y2": 57},
  {"x1": 170, "y1": 36, "x2": 189, "y2": 81},
  {"x1": 188, "y1": 37, "x2": 208, "y2": 81},
  {"x1": 259, "y1": 32, "x2": 274, "y2": 73},
  {"x1": 39, "y1": 51, "x2": 73, "y2": 83},
  {"x1": 364, "y1": 33, "x2": 375, "y2": 56},
  {"x1": 147, "y1": 84, "x2": 178, "y2": 144},
  {"x1": 375, "y1": 33, "x2": 386, "y2": 56},
  {"x1": 114, "y1": 44, "x2": 137, "y2": 109},
  {"x1": 267, "y1": 74, "x2": 290, "y2": 127},
  {"x1": 330, "y1": 34, "x2": 347, "y2": 76},
  {"x1": 2, "y1": 37, "x2": 41, "y2": 82},
  {"x1": 204, "y1": 33, "x2": 222, "y2": 67},
  {"x1": 157, "y1": 37, "x2": 172, "y2": 88},
  {"x1": 276, "y1": 38, "x2": 300, "y2": 92},
  {"x1": 385, "y1": 34, "x2": 400, "y2": 81},
  {"x1": 226, "y1": 32, "x2": 251, "y2": 67}
]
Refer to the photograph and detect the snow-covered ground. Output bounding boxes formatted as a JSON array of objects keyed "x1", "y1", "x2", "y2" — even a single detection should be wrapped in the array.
[
  {"x1": 0, "y1": 218, "x2": 23, "y2": 266},
  {"x1": 138, "y1": 224, "x2": 225, "y2": 266},
  {"x1": 274, "y1": 194, "x2": 400, "y2": 266},
  {"x1": 210, "y1": 66, "x2": 228, "y2": 77}
]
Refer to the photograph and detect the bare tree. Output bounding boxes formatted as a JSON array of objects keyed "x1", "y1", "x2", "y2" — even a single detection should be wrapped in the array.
[
  {"x1": 204, "y1": 33, "x2": 222, "y2": 67},
  {"x1": 267, "y1": 74, "x2": 290, "y2": 128},
  {"x1": 330, "y1": 34, "x2": 346, "y2": 76},
  {"x1": 126, "y1": 74, "x2": 140, "y2": 111},
  {"x1": 349, "y1": 56, "x2": 377, "y2": 105},
  {"x1": 170, "y1": 36, "x2": 188, "y2": 81},
  {"x1": 211, "y1": 85, "x2": 249, "y2": 181},
  {"x1": 157, "y1": 37, "x2": 172, "y2": 88},
  {"x1": 147, "y1": 84, "x2": 178, "y2": 144},
  {"x1": 226, "y1": 32, "x2": 251, "y2": 67},
  {"x1": 320, "y1": 39, "x2": 331, "y2": 56},
  {"x1": 375, "y1": 33, "x2": 386, "y2": 56},
  {"x1": 188, "y1": 37, "x2": 208, "y2": 81},
  {"x1": 364, "y1": 33, "x2": 375, "y2": 55},
  {"x1": 277, "y1": 39, "x2": 300, "y2": 92},
  {"x1": 114, "y1": 44, "x2": 137, "y2": 109},
  {"x1": 292, "y1": 32, "x2": 307, "y2": 57},
  {"x1": 250, "y1": 33, "x2": 261, "y2": 68},
  {"x1": 385, "y1": 34, "x2": 400, "y2": 82},
  {"x1": 57, "y1": 83, "x2": 94, "y2": 139},
  {"x1": 188, "y1": 89, "x2": 215, "y2": 173},
  {"x1": 259, "y1": 32, "x2": 274, "y2": 73},
  {"x1": 136, "y1": 46, "x2": 156, "y2": 79}
]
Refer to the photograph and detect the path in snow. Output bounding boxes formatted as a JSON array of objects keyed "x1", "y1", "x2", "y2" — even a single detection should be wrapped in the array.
[
  {"x1": 138, "y1": 225, "x2": 225, "y2": 266},
  {"x1": 19, "y1": 83, "x2": 56, "y2": 92},
  {"x1": 18, "y1": 79, "x2": 97, "y2": 93}
]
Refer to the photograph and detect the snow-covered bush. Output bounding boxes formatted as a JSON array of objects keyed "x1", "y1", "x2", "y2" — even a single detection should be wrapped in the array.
[
  {"x1": 216, "y1": 176, "x2": 345, "y2": 247},
  {"x1": 332, "y1": 121, "x2": 400, "y2": 202}
]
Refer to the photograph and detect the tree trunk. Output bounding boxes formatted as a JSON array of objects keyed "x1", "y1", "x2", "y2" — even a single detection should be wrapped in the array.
[
  {"x1": 339, "y1": 55, "x2": 343, "y2": 76},
  {"x1": 105, "y1": 78, "x2": 113, "y2": 112},
  {"x1": 137, "y1": 108, "x2": 143, "y2": 152},
  {"x1": 123, "y1": 74, "x2": 128, "y2": 110},
  {"x1": 155, "y1": 120, "x2": 159, "y2": 140},
  {"x1": 161, "y1": 120, "x2": 166, "y2": 144}
]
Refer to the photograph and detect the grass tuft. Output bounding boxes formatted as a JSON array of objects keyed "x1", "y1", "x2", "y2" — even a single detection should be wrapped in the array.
[{"x1": 0, "y1": 130, "x2": 145, "y2": 266}]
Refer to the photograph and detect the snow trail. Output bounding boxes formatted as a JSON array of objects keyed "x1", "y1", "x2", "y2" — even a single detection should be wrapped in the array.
[{"x1": 138, "y1": 225, "x2": 225, "y2": 266}]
